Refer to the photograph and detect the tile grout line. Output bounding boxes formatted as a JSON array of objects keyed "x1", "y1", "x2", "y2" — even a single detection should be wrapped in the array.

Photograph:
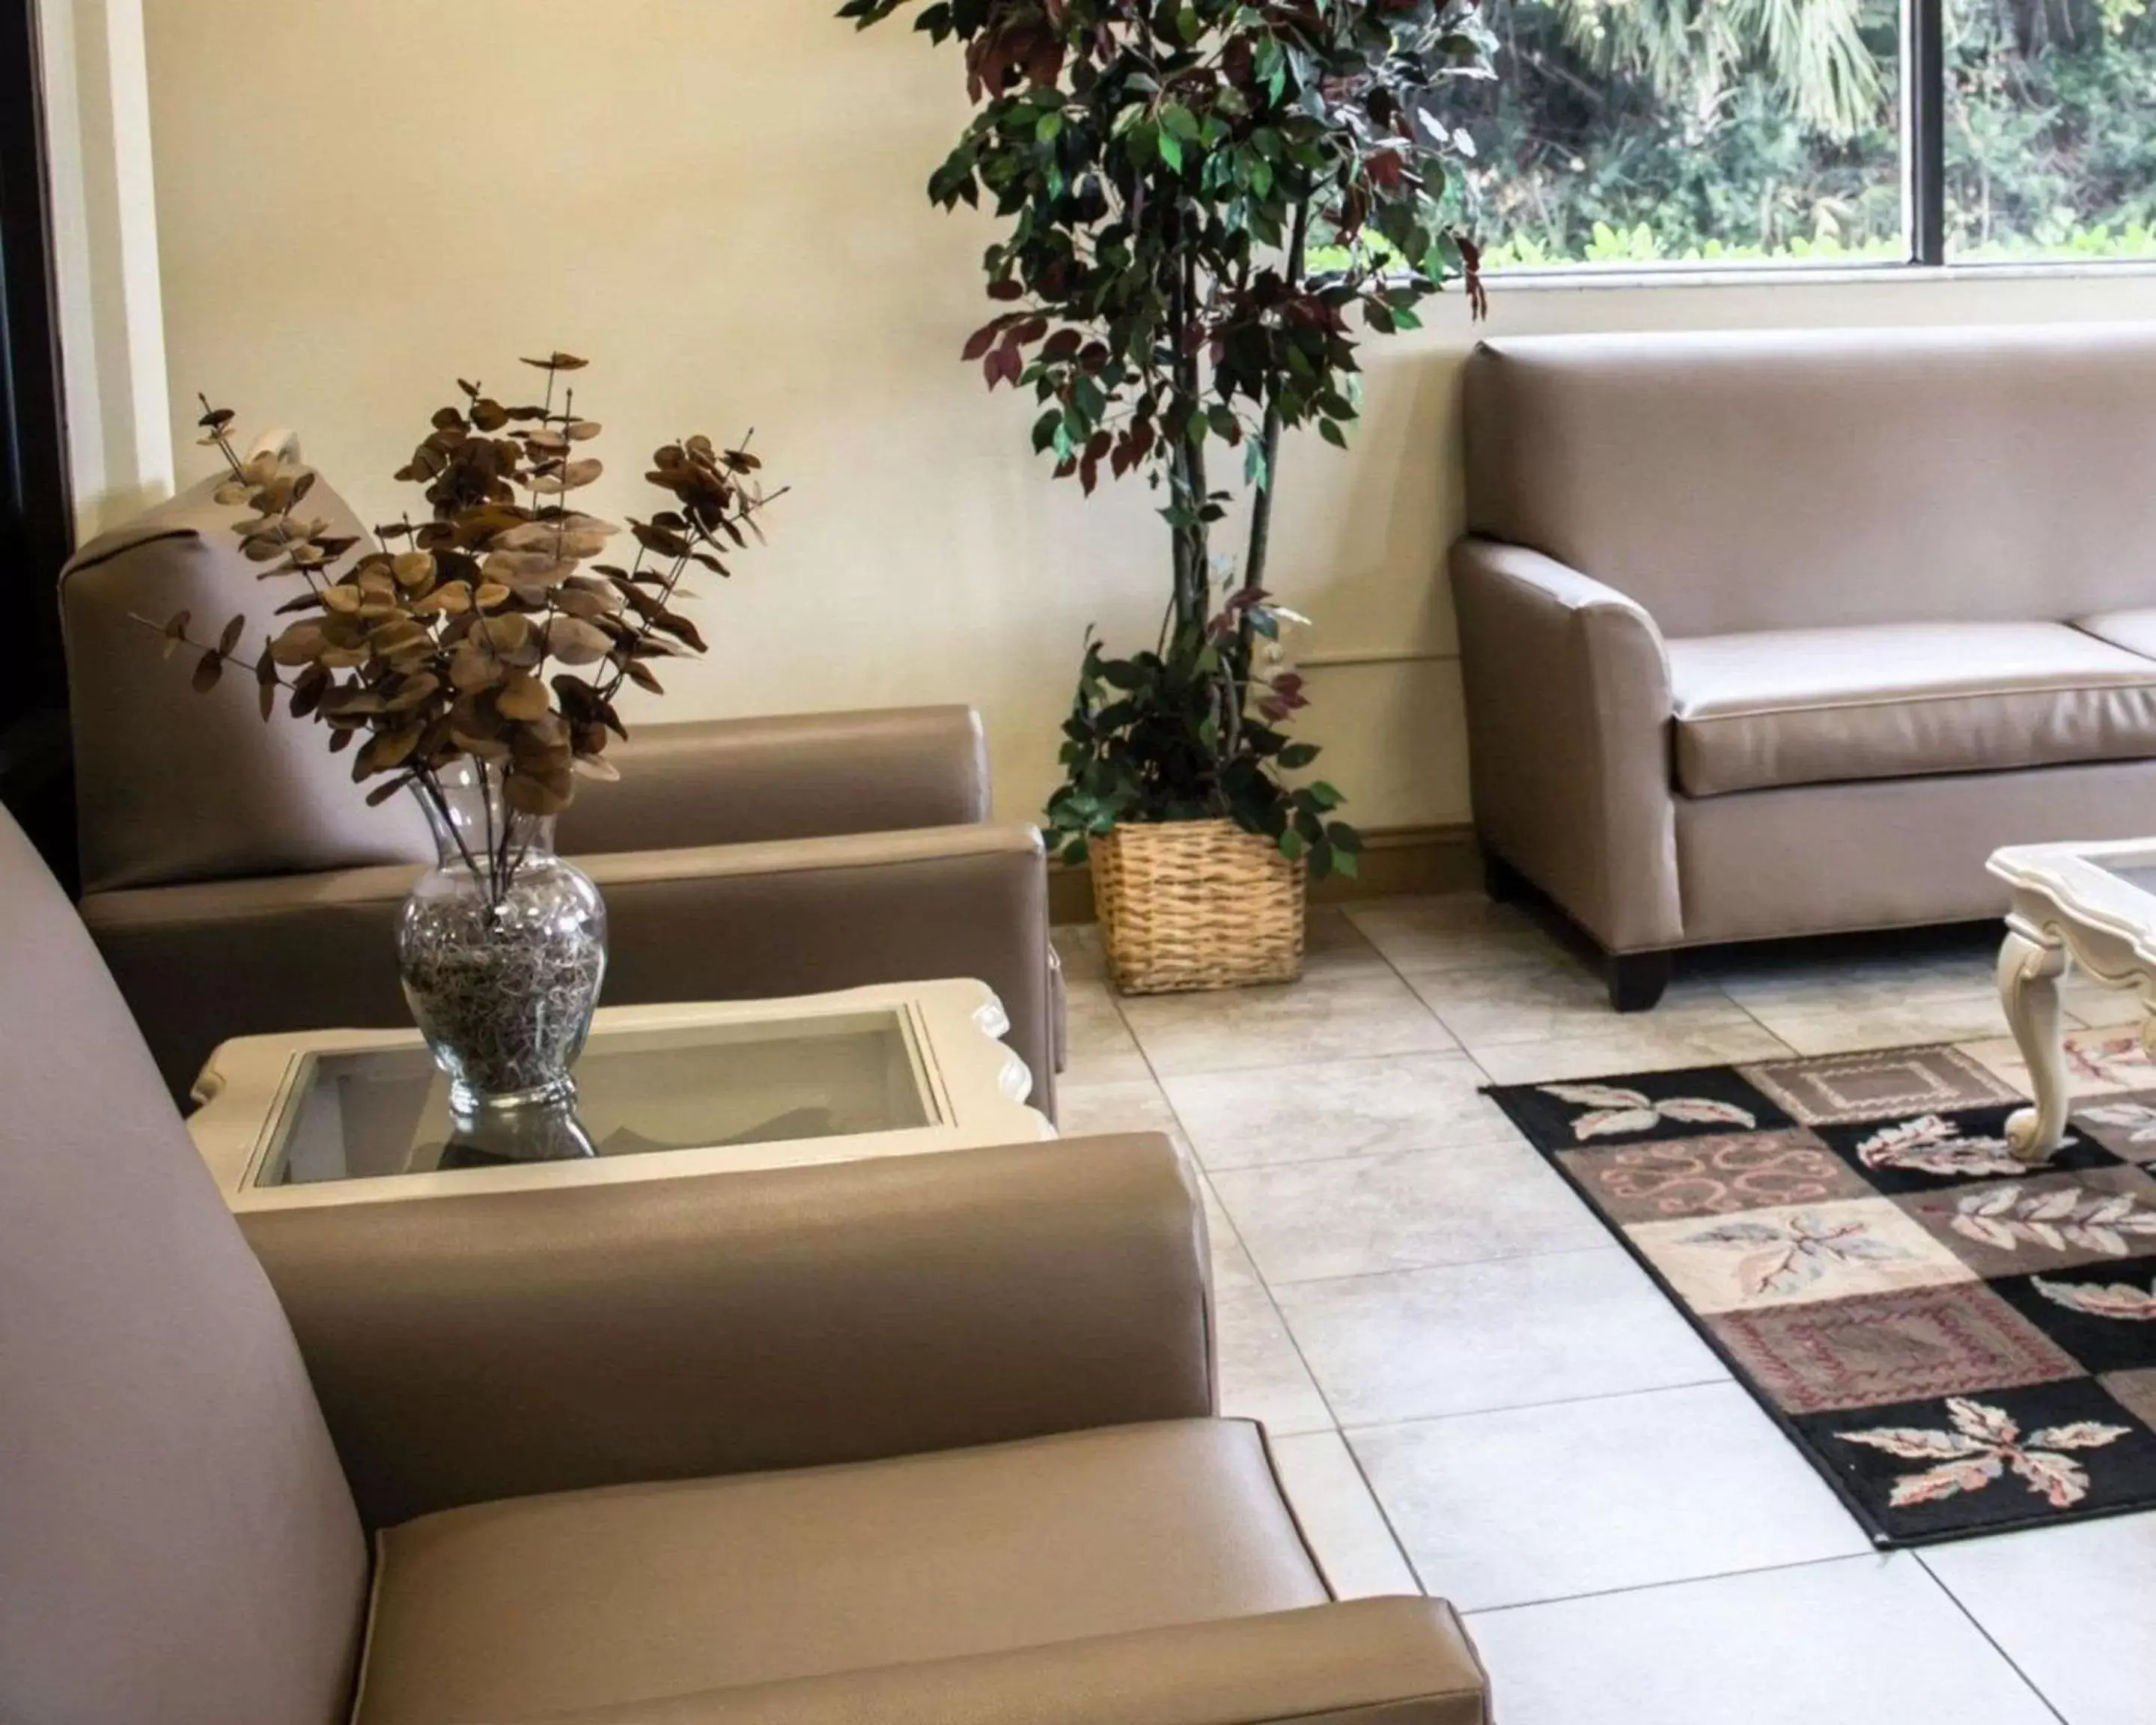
[
  {"x1": 1196, "y1": 1137, "x2": 1534, "y2": 1174},
  {"x1": 1112, "y1": 966, "x2": 1432, "y2": 1588},
  {"x1": 1334, "y1": 1374, "x2": 1738, "y2": 1438},
  {"x1": 1455, "y1": 1547, "x2": 1897, "y2": 1622},
  {"x1": 1351, "y1": 916, "x2": 1469, "y2": 1053},
  {"x1": 1250, "y1": 1238, "x2": 1633, "y2": 1298},
  {"x1": 1910, "y1": 1551, "x2": 2071, "y2": 1725},
  {"x1": 1255, "y1": 1238, "x2": 1618, "y2": 1291},
  {"x1": 1706, "y1": 975, "x2": 1802, "y2": 1059},
  {"x1": 1332, "y1": 1421, "x2": 1441, "y2": 1599}
]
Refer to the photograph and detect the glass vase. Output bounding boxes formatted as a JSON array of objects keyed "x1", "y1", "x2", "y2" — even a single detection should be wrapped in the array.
[{"x1": 397, "y1": 760, "x2": 608, "y2": 1117}]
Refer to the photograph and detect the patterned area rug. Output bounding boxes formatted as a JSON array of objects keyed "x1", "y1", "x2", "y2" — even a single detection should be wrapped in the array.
[{"x1": 1490, "y1": 1043, "x2": 2156, "y2": 1548}]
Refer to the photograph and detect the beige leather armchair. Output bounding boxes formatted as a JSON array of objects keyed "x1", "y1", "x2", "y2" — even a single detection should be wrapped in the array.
[
  {"x1": 0, "y1": 806, "x2": 1492, "y2": 1725},
  {"x1": 61, "y1": 471, "x2": 1058, "y2": 1114}
]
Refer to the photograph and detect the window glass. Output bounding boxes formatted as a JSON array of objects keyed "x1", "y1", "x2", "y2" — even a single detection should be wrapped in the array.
[
  {"x1": 1458, "y1": 0, "x2": 1904, "y2": 268},
  {"x1": 1944, "y1": 0, "x2": 2156, "y2": 258}
]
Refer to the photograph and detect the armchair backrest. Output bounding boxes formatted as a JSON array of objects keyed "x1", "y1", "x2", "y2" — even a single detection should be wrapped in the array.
[
  {"x1": 0, "y1": 809, "x2": 368, "y2": 1724},
  {"x1": 61, "y1": 467, "x2": 432, "y2": 895},
  {"x1": 1463, "y1": 323, "x2": 2156, "y2": 639}
]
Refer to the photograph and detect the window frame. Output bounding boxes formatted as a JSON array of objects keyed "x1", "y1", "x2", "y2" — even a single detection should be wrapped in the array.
[{"x1": 1907, "y1": 0, "x2": 1946, "y2": 265}]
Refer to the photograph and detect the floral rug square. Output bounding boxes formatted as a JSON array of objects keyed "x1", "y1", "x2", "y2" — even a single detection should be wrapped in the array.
[{"x1": 1490, "y1": 1046, "x2": 2156, "y2": 1547}]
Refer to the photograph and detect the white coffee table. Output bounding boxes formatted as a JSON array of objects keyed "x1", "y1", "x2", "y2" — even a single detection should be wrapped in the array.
[
  {"x1": 1990, "y1": 839, "x2": 2156, "y2": 1160},
  {"x1": 187, "y1": 979, "x2": 1053, "y2": 1213}
]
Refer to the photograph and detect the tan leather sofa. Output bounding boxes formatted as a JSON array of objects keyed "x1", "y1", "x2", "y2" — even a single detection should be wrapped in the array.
[
  {"x1": 0, "y1": 806, "x2": 1491, "y2": 1725},
  {"x1": 61, "y1": 472, "x2": 1059, "y2": 1113},
  {"x1": 1455, "y1": 322, "x2": 2156, "y2": 1010}
]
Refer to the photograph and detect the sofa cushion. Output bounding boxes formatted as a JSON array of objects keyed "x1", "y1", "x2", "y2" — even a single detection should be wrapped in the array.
[
  {"x1": 355, "y1": 1420, "x2": 1329, "y2": 1725},
  {"x1": 1668, "y1": 621, "x2": 2156, "y2": 797},
  {"x1": 2074, "y1": 608, "x2": 2156, "y2": 660},
  {"x1": 1463, "y1": 324, "x2": 2156, "y2": 638}
]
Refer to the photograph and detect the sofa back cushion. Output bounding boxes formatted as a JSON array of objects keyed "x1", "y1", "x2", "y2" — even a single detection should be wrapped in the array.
[
  {"x1": 0, "y1": 809, "x2": 369, "y2": 1725},
  {"x1": 1463, "y1": 323, "x2": 2156, "y2": 638},
  {"x1": 61, "y1": 469, "x2": 433, "y2": 894}
]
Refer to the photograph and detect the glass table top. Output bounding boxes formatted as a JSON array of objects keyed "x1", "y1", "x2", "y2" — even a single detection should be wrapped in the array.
[
  {"x1": 259, "y1": 1008, "x2": 936, "y2": 1186},
  {"x1": 2099, "y1": 863, "x2": 2156, "y2": 901}
]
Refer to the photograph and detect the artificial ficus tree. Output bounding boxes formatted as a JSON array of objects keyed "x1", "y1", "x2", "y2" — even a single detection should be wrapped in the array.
[{"x1": 841, "y1": 0, "x2": 1494, "y2": 877}]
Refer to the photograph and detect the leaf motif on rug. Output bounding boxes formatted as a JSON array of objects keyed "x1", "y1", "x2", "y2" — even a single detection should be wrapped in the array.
[
  {"x1": 1853, "y1": 1114, "x2": 2024, "y2": 1178},
  {"x1": 1538, "y1": 1083, "x2": 1755, "y2": 1142},
  {"x1": 1682, "y1": 1211, "x2": 1912, "y2": 1297},
  {"x1": 2068, "y1": 1033, "x2": 2156, "y2": 1084},
  {"x1": 2079, "y1": 1101, "x2": 2156, "y2": 1145},
  {"x1": 2032, "y1": 1276, "x2": 2156, "y2": 1320},
  {"x1": 1838, "y1": 1396, "x2": 2131, "y2": 1510},
  {"x1": 1952, "y1": 1184, "x2": 2156, "y2": 1256}
]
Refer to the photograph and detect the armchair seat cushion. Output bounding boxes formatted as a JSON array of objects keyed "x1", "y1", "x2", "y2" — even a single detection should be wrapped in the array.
[
  {"x1": 1667, "y1": 621, "x2": 2156, "y2": 797},
  {"x1": 354, "y1": 1420, "x2": 1328, "y2": 1725}
]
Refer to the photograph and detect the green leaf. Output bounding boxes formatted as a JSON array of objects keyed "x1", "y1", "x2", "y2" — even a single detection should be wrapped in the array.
[
  {"x1": 1276, "y1": 742, "x2": 1319, "y2": 769},
  {"x1": 1318, "y1": 418, "x2": 1348, "y2": 449},
  {"x1": 1158, "y1": 131, "x2": 1184, "y2": 173},
  {"x1": 1279, "y1": 827, "x2": 1305, "y2": 862}
]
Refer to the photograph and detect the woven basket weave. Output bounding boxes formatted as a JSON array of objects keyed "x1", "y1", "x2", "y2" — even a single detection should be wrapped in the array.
[{"x1": 1091, "y1": 818, "x2": 1306, "y2": 994}]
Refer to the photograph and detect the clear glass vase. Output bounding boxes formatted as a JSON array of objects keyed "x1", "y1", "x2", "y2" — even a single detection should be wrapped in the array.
[{"x1": 397, "y1": 760, "x2": 608, "y2": 1117}]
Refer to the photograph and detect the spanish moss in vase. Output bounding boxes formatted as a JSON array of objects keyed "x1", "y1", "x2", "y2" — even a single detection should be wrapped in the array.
[{"x1": 138, "y1": 351, "x2": 782, "y2": 1124}]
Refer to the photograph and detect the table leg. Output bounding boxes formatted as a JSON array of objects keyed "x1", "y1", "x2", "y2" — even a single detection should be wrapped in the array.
[{"x1": 1998, "y1": 925, "x2": 2070, "y2": 1164}]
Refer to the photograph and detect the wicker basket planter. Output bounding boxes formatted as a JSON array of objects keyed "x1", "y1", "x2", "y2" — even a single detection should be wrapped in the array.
[{"x1": 1091, "y1": 818, "x2": 1306, "y2": 994}]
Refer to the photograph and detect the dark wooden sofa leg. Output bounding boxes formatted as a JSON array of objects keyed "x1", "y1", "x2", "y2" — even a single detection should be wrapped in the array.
[{"x1": 1604, "y1": 949, "x2": 1671, "y2": 1014}]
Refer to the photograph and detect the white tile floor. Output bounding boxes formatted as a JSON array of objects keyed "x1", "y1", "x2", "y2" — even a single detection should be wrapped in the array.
[{"x1": 1054, "y1": 898, "x2": 2156, "y2": 1725}]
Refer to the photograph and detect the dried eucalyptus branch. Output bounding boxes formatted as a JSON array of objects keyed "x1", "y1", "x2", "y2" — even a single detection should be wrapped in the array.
[{"x1": 141, "y1": 355, "x2": 783, "y2": 909}]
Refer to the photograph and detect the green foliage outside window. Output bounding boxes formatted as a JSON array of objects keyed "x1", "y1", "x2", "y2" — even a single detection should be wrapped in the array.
[{"x1": 1457, "y1": 0, "x2": 2156, "y2": 267}]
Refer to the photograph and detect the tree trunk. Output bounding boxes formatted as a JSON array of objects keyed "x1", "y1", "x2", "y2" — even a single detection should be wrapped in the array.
[
  {"x1": 1175, "y1": 246, "x2": 1210, "y2": 640},
  {"x1": 1242, "y1": 198, "x2": 1310, "y2": 600},
  {"x1": 1166, "y1": 243, "x2": 1207, "y2": 642}
]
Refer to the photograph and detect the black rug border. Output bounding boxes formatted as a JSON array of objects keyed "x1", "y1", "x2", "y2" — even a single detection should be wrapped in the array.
[{"x1": 1484, "y1": 1050, "x2": 2156, "y2": 1552}]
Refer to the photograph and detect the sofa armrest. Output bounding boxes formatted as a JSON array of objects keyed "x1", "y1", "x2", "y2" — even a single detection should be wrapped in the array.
[
  {"x1": 1450, "y1": 536, "x2": 1681, "y2": 952},
  {"x1": 84, "y1": 821, "x2": 1055, "y2": 1117},
  {"x1": 522, "y1": 1599, "x2": 1488, "y2": 1725},
  {"x1": 238, "y1": 1133, "x2": 1213, "y2": 1529},
  {"x1": 555, "y1": 707, "x2": 991, "y2": 854}
]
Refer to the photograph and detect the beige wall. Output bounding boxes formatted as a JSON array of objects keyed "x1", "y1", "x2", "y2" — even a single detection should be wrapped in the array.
[{"x1": 139, "y1": 1, "x2": 2156, "y2": 834}]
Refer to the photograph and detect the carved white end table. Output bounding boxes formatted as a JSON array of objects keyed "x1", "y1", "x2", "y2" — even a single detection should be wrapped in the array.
[
  {"x1": 1989, "y1": 840, "x2": 2156, "y2": 1163},
  {"x1": 187, "y1": 979, "x2": 1052, "y2": 1214}
]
